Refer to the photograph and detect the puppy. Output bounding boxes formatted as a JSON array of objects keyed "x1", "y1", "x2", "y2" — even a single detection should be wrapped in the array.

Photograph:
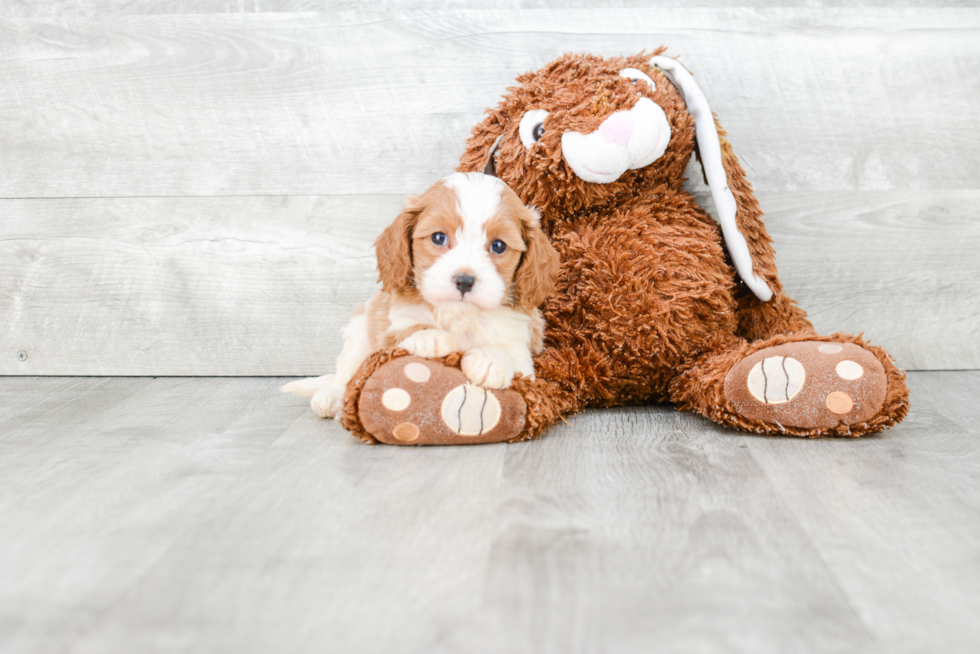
[{"x1": 282, "y1": 172, "x2": 560, "y2": 418}]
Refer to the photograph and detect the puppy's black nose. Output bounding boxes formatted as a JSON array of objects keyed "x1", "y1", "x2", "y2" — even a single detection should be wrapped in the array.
[{"x1": 454, "y1": 274, "x2": 476, "y2": 295}]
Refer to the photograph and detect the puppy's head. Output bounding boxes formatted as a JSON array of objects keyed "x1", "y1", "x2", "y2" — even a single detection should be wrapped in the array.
[{"x1": 375, "y1": 172, "x2": 559, "y2": 311}]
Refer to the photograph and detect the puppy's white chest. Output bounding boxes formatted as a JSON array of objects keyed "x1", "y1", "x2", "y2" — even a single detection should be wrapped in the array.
[{"x1": 435, "y1": 305, "x2": 531, "y2": 351}]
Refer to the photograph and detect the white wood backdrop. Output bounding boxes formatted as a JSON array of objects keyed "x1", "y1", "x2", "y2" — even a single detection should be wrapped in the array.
[{"x1": 0, "y1": 5, "x2": 977, "y2": 375}]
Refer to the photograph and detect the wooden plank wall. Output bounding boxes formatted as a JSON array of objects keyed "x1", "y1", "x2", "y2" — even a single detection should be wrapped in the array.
[{"x1": 0, "y1": 5, "x2": 977, "y2": 375}]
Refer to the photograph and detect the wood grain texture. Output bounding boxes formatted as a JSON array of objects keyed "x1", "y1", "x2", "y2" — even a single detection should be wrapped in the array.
[
  {"x1": 0, "y1": 372, "x2": 977, "y2": 652},
  {"x1": 4, "y1": 1, "x2": 977, "y2": 17},
  {"x1": 2, "y1": 189, "x2": 975, "y2": 375},
  {"x1": 0, "y1": 377, "x2": 307, "y2": 652},
  {"x1": 0, "y1": 9, "x2": 977, "y2": 197},
  {"x1": 1, "y1": 7, "x2": 976, "y2": 374},
  {"x1": 0, "y1": 194, "x2": 401, "y2": 375}
]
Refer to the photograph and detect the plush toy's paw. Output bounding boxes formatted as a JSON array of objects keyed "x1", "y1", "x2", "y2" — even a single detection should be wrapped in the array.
[
  {"x1": 357, "y1": 356, "x2": 526, "y2": 445},
  {"x1": 461, "y1": 348, "x2": 515, "y2": 389},
  {"x1": 724, "y1": 341, "x2": 887, "y2": 431},
  {"x1": 311, "y1": 383, "x2": 345, "y2": 418},
  {"x1": 399, "y1": 329, "x2": 457, "y2": 359}
]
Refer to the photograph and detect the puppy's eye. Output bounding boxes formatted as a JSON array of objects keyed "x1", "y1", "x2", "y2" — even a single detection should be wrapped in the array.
[
  {"x1": 431, "y1": 232, "x2": 447, "y2": 246},
  {"x1": 519, "y1": 109, "x2": 550, "y2": 148},
  {"x1": 490, "y1": 239, "x2": 507, "y2": 254},
  {"x1": 619, "y1": 68, "x2": 656, "y2": 90}
]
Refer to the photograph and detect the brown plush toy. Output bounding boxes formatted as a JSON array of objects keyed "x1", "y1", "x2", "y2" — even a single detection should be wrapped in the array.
[{"x1": 339, "y1": 50, "x2": 910, "y2": 445}]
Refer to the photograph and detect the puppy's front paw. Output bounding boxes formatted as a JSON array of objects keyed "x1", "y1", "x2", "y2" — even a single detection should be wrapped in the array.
[
  {"x1": 462, "y1": 348, "x2": 515, "y2": 389},
  {"x1": 311, "y1": 384, "x2": 345, "y2": 418},
  {"x1": 399, "y1": 329, "x2": 457, "y2": 359}
]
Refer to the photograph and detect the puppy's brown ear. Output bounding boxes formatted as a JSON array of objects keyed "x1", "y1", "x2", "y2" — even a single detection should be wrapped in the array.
[
  {"x1": 514, "y1": 207, "x2": 560, "y2": 310},
  {"x1": 375, "y1": 197, "x2": 423, "y2": 293}
]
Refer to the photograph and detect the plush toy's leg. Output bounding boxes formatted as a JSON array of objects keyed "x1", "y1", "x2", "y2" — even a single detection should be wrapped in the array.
[
  {"x1": 670, "y1": 333, "x2": 909, "y2": 437},
  {"x1": 338, "y1": 349, "x2": 580, "y2": 445},
  {"x1": 735, "y1": 292, "x2": 814, "y2": 342}
]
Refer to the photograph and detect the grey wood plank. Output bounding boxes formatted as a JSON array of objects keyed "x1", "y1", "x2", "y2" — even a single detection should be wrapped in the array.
[
  {"x1": 0, "y1": 9, "x2": 977, "y2": 197},
  {"x1": 1, "y1": 372, "x2": 977, "y2": 653},
  {"x1": 0, "y1": 372, "x2": 980, "y2": 653},
  {"x1": 0, "y1": 376, "x2": 122, "y2": 430},
  {"x1": 748, "y1": 189, "x2": 980, "y2": 371},
  {"x1": 0, "y1": 377, "x2": 307, "y2": 653},
  {"x1": 68, "y1": 408, "x2": 512, "y2": 654},
  {"x1": 744, "y1": 371, "x2": 980, "y2": 652},
  {"x1": 2, "y1": 189, "x2": 975, "y2": 375},
  {"x1": 0, "y1": 377, "x2": 155, "y2": 472},
  {"x1": 453, "y1": 409, "x2": 879, "y2": 654},
  {"x1": 3, "y1": 1, "x2": 977, "y2": 17},
  {"x1": 48, "y1": 386, "x2": 873, "y2": 654},
  {"x1": 0, "y1": 194, "x2": 402, "y2": 376}
]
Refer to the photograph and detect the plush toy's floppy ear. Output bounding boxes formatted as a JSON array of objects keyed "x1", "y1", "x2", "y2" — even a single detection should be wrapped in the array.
[
  {"x1": 482, "y1": 135, "x2": 503, "y2": 177},
  {"x1": 375, "y1": 197, "x2": 423, "y2": 293},
  {"x1": 458, "y1": 115, "x2": 507, "y2": 176},
  {"x1": 650, "y1": 56, "x2": 777, "y2": 303}
]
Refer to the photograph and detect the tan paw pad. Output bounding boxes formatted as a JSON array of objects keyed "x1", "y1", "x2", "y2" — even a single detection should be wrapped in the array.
[
  {"x1": 440, "y1": 384, "x2": 502, "y2": 436},
  {"x1": 392, "y1": 422, "x2": 420, "y2": 442},
  {"x1": 403, "y1": 362, "x2": 431, "y2": 383},
  {"x1": 835, "y1": 360, "x2": 864, "y2": 380},
  {"x1": 746, "y1": 356, "x2": 805, "y2": 404},
  {"x1": 381, "y1": 388, "x2": 411, "y2": 411},
  {"x1": 825, "y1": 391, "x2": 853, "y2": 415}
]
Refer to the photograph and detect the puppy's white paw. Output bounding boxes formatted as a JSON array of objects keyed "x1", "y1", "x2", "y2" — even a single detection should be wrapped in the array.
[
  {"x1": 399, "y1": 329, "x2": 457, "y2": 359},
  {"x1": 311, "y1": 384, "x2": 345, "y2": 418},
  {"x1": 462, "y1": 348, "x2": 515, "y2": 389}
]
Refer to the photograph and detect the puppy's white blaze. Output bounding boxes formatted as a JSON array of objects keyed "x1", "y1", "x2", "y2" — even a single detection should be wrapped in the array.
[
  {"x1": 421, "y1": 172, "x2": 509, "y2": 310},
  {"x1": 442, "y1": 172, "x2": 505, "y2": 227}
]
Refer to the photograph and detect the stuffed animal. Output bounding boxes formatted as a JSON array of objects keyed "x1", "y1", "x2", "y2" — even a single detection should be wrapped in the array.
[{"x1": 337, "y1": 50, "x2": 910, "y2": 445}]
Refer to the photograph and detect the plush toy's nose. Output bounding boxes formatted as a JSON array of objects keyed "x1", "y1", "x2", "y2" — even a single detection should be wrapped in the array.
[
  {"x1": 597, "y1": 111, "x2": 635, "y2": 147},
  {"x1": 561, "y1": 98, "x2": 671, "y2": 185}
]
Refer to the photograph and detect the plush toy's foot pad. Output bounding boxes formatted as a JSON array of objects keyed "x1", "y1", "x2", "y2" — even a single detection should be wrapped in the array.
[
  {"x1": 724, "y1": 341, "x2": 887, "y2": 430},
  {"x1": 358, "y1": 356, "x2": 527, "y2": 446}
]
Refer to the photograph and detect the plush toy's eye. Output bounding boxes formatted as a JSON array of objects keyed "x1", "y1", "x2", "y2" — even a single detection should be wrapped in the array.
[
  {"x1": 490, "y1": 239, "x2": 507, "y2": 254},
  {"x1": 519, "y1": 109, "x2": 550, "y2": 148},
  {"x1": 619, "y1": 68, "x2": 656, "y2": 90},
  {"x1": 431, "y1": 232, "x2": 447, "y2": 246}
]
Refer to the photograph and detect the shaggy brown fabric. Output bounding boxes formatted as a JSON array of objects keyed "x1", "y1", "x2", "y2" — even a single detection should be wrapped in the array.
[{"x1": 341, "y1": 51, "x2": 909, "y2": 443}]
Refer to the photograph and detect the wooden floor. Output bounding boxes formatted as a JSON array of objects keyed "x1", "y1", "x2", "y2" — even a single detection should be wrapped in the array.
[{"x1": 1, "y1": 372, "x2": 978, "y2": 653}]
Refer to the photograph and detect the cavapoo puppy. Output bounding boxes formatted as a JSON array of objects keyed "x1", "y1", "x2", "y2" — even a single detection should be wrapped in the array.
[{"x1": 282, "y1": 172, "x2": 559, "y2": 418}]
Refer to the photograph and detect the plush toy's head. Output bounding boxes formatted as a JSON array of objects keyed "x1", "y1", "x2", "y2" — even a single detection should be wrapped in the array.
[
  {"x1": 458, "y1": 50, "x2": 776, "y2": 302},
  {"x1": 458, "y1": 50, "x2": 698, "y2": 218}
]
